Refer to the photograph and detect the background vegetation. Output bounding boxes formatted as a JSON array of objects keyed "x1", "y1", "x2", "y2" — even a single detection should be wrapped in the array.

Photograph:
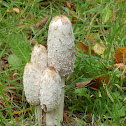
[{"x1": 0, "y1": 0, "x2": 126, "y2": 125}]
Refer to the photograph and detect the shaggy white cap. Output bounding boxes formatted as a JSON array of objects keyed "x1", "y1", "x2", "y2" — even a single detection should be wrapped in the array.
[
  {"x1": 31, "y1": 44, "x2": 47, "y2": 73},
  {"x1": 23, "y1": 44, "x2": 48, "y2": 106},
  {"x1": 47, "y1": 15, "x2": 75, "y2": 76},
  {"x1": 40, "y1": 67, "x2": 62, "y2": 112},
  {"x1": 23, "y1": 62, "x2": 41, "y2": 105}
]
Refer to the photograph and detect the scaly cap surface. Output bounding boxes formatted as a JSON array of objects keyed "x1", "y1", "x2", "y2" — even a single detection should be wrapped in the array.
[
  {"x1": 47, "y1": 15, "x2": 75, "y2": 76},
  {"x1": 31, "y1": 44, "x2": 47, "y2": 73},
  {"x1": 23, "y1": 62, "x2": 41, "y2": 105},
  {"x1": 40, "y1": 67, "x2": 62, "y2": 112}
]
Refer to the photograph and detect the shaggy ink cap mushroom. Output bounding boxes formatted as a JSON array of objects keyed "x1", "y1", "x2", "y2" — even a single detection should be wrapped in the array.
[
  {"x1": 47, "y1": 15, "x2": 75, "y2": 77},
  {"x1": 31, "y1": 44, "x2": 47, "y2": 73},
  {"x1": 23, "y1": 44, "x2": 48, "y2": 106},
  {"x1": 23, "y1": 62, "x2": 41, "y2": 105},
  {"x1": 40, "y1": 67, "x2": 62, "y2": 112}
]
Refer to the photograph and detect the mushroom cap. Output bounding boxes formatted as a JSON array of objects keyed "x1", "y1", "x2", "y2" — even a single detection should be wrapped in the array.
[
  {"x1": 47, "y1": 15, "x2": 75, "y2": 77},
  {"x1": 31, "y1": 44, "x2": 47, "y2": 73},
  {"x1": 23, "y1": 62, "x2": 41, "y2": 105},
  {"x1": 40, "y1": 67, "x2": 62, "y2": 112}
]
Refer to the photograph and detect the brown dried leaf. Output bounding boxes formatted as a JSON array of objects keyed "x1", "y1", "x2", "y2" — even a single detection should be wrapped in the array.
[
  {"x1": 76, "y1": 80, "x2": 92, "y2": 87},
  {"x1": 63, "y1": 0, "x2": 76, "y2": 10},
  {"x1": 71, "y1": 16, "x2": 78, "y2": 24},
  {"x1": 113, "y1": 63, "x2": 126, "y2": 71},
  {"x1": 63, "y1": 1, "x2": 72, "y2": 9},
  {"x1": 90, "y1": 75, "x2": 109, "y2": 89},
  {"x1": 63, "y1": 112, "x2": 71, "y2": 123},
  {"x1": 76, "y1": 75, "x2": 109, "y2": 89},
  {"x1": 15, "y1": 117, "x2": 20, "y2": 123},
  {"x1": 36, "y1": 16, "x2": 49, "y2": 30},
  {"x1": 114, "y1": 47, "x2": 126, "y2": 63},
  {"x1": 76, "y1": 42, "x2": 95, "y2": 55}
]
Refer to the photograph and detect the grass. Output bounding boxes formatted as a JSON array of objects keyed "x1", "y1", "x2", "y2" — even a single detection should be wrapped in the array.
[{"x1": 0, "y1": 0, "x2": 126, "y2": 125}]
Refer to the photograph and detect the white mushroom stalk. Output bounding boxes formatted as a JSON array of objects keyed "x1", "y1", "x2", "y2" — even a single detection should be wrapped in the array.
[
  {"x1": 23, "y1": 44, "x2": 47, "y2": 126},
  {"x1": 40, "y1": 67, "x2": 62, "y2": 126},
  {"x1": 47, "y1": 15, "x2": 75, "y2": 125}
]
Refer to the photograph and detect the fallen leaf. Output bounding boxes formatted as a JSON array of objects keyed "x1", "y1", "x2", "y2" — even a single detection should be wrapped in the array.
[
  {"x1": 90, "y1": 75, "x2": 109, "y2": 89},
  {"x1": 114, "y1": 63, "x2": 126, "y2": 71},
  {"x1": 114, "y1": 47, "x2": 126, "y2": 63},
  {"x1": 13, "y1": 108, "x2": 31, "y2": 117},
  {"x1": 76, "y1": 75, "x2": 109, "y2": 89},
  {"x1": 36, "y1": 16, "x2": 49, "y2": 30},
  {"x1": 63, "y1": 112, "x2": 71, "y2": 123},
  {"x1": 85, "y1": 33, "x2": 100, "y2": 46},
  {"x1": 76, "y1": 80, "x2": 92, "y2": 87},
  {"x1": 71, "y1": 16, "x2": 78, "y2": 24},
  {"x1": 63, "y1": 0, "x2": 76, "y2": 10},
  {"x1": 7, "y1": 7, "x2": 20, "y2": 13},
  {"x1": 93, "y1": 42, "x2": 105, "y2": 57},
  {"x1": 76, "y1": 42, "x2": 95, "y2": 55},
  {"x1": 15, "y1": 117, "x2": 20, "y2": 123}
]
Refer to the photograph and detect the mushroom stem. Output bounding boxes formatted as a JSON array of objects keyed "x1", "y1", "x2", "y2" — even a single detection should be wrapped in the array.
[
  {"x1": 45, "y1": 77, "x2": 65, "y2": 126},
  {"x1": 46, "y1": 110, "x2": 57, "y2": 126},
  {"x1": 58, "y1": 77, "x2": 65, "y2": 122},
  {"x1": 35, "y1": 105, "x2": 42, "y2": 126}
]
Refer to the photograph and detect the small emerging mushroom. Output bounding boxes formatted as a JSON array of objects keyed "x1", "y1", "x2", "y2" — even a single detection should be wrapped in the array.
[
  {"x1": 47, "y1": 15, "x2": 75, "y2": 125},
  {"x1": 23, "y1": 44, "x2": 47, "y2": 126}
]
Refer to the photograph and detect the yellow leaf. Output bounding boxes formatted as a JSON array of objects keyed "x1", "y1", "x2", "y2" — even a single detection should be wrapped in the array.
[
  {"x1": 7, "y1": 7, "x2": 20, "y2": 13},
  {"x1": 94, "y1": 42, "x2": 105, "y2": 57}
]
